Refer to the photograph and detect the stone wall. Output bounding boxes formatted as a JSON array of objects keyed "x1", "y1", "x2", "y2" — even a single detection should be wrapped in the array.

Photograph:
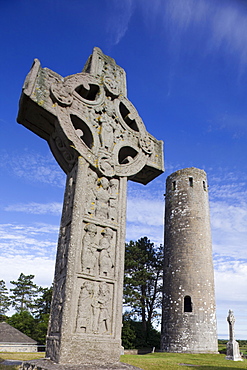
[{"x1": 0, "y1": 344, "x2": 37, "y2": 352}]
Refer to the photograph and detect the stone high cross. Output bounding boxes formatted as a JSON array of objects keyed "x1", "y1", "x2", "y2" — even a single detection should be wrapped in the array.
[
  {"x1": 17, "y1": 48, "x2": 164, "y2": 366},
  {"x1": 226, "y1": 309, "x2": 243, "y2": 361}
]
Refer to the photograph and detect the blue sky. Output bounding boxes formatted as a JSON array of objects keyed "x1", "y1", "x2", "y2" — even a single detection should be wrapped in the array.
[{"x1": 0, "y1": 0, "x2": 247, "y2": 339}]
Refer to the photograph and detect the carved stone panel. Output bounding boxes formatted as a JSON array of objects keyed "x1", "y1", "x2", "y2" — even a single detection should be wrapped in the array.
[
  {"x1": 76, "y1": 280, "x2": 113, "y2": 335},
  {"x1": 85, "y1": 167, "x2": 120, "y2": 224},
  {"x1": 81, "y1": 223, "x2": 116, "y2": 279}
]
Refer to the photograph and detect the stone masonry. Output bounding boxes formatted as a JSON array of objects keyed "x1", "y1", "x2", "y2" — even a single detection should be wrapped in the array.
[
  {"x1": 161, "y1": 167, "x2": 218, "y2": 353},
  {"x1": 17, "y1": 47, "x2": 164, "y2": 366}
]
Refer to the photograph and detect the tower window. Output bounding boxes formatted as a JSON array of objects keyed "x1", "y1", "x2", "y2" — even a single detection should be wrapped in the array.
[
  {"x1": 203, "y1": 181, "x2": 207, "y2": 191},
  {"x1": 189, "y1": 177, "x2": 193, "y2": 187},
  {"x1": 184, "y1": 296, "x2": 192, "y2": 312},
  {"x1": 172, "y1": 181, "x2": 176, "y2": 190}
]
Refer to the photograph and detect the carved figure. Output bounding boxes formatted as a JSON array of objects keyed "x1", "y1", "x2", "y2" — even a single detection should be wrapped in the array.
[
  {"x1": 99, "y1": 114, "x2": 115, "y2": 152},
  {"x1": 86, "y1": 169, "x2": 98, "y2": 216},
  {"x1": 76, "y1": 281, "x2": 94, "y2": 333},
  {"x1": 92, "y1": 282, "x2": 111, "y2": 334},
  {"x1": 109, "y1": 178, "x2": 119, "y2": 198},
  {"x1": 95, "y1": 177, "x2": 110, "y2": 219},
  {"x1": 98, "y1": 228, "x2": 114, "y2": 277},
  {"x1": 81, "y1": 223, "x2": 98, "y2": 275},
  {"x1": 109, "y1": 198, "x2": 118, "y2": 222}
]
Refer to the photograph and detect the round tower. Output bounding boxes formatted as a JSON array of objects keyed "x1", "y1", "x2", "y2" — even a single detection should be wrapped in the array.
[{"x1": 161, "y1": 167, "x2": 218, "y2": 353}]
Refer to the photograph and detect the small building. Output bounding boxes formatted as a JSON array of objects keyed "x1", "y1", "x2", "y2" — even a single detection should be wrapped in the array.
[{"x1": 0, "y1": 322, "x2": 37, "y2": 352}]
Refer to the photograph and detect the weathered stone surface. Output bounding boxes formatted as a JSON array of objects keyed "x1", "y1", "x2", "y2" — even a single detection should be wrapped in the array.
[
  {"x1": 161, "y1": 168, "x2": 218, "y2": 354},
  {"x1": 20, "y1": 359, "x2": 142, "y2": 370},
  {"x1": 17, "y1": 47, "x2": 164, "y2": 366},
  {"x1": 226, "y1": 310, "x2": 242, "y2": 361}
]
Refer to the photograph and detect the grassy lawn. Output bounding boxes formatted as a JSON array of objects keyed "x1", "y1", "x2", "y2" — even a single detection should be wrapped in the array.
[
  {"x1": 218, "y1": 342, "x2": 247, "y2": 356},
  {"x1": 0, "y1": 352, "x2": 246, "y2": 370},
  {"x1": 121, "y1": 352, "x2": 246, "y2": 370}
]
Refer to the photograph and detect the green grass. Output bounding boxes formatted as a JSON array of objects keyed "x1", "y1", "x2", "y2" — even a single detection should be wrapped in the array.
[
  {"x1": 218, "y1": 342, "x2": 247, "y2": 356},
  {"x1": 0, "y1": 364, "x2": 17, "y2": 370},
  {"x1": 0, "y1": 352, "x2": 246, "y2": 370},
  {"x1": 121, "y1": 352, "x2": 246, "y2": 370},
  {"x1": 0, "y1": 353, "x2": 45, "y2": 361}
]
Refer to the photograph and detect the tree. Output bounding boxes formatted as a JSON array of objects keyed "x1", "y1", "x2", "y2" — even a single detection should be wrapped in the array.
[
  {"x1": 32, "y1": 285, "x2": 53, "y2": 344},
  {"x1": 121, "y1": 313, "x2": 136, "y2": 349},
  {"x1": 123, "y1": 237, "x2": 163, "y2": 330},
  {"x1": 7, "y1": 283, "x2": 53, "y2": 345},
  {"x1": 10, "y1": 273, "x2": 38, "y2": 313},
  {"x1": 34, "y1": 286, "x2": 53, "y2": 317},
  {"x1": 0, "y1": 280, "x2": 11, "y2": 319},
  {"x1": 7, "y1": 311, "x2": 36, "y2": 338},
  {"x1": 122, "y1": 314, "x2": 161, "y2": 349}
]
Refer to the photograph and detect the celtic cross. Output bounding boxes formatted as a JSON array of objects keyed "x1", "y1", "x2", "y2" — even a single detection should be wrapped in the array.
[{"x1": 17, "y1": 47, "x2": 164, "y2": 366}]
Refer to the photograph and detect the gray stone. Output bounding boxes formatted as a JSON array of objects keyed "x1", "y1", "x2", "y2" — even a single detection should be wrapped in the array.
[
  {"x1": 225, "y1": 310, "x2": 243, "y2": 361},
  {"x1": 2, "y1": 360, "x2": 23, "y2": 366},
  {"x1": 20, "y1": 359, "x2": 142, "y2": 370},
  {"x1": 17, "y1": 47, "x2": 164, "y2": 367},
  {"x1": 161, "y1": 168, "x2": 218, "y2": 354}
]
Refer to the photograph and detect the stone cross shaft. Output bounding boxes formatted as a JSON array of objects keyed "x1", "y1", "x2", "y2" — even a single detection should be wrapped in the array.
[
  {"x1": 227, "y1": 309, "x2": 235, "y2": 342},
  {"x1": 17, "y1": 48, "x2": 164, "y2": 366}
]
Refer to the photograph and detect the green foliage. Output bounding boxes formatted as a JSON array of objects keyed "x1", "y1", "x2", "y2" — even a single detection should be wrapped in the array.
[
  {"x1": 6, "y1": 273, "x2": 53, "y2": 344},
  {"x1": 0, "y1": 280, "x2": 11, "y2": 316},
  {"x1": 34, "y1": 286, "x2": 53, "y2": 318},
  {"x1": 6, "y1": 310, "x2": 50, "y2": 345},
  {"x1": 10, "y1": 273, "x2": 38, "y2": 313},
  {"x1": 121, "y1": 315, "x2": 136, "y2": 349},
  {"x1": 122, "y1": 314, "x2": 161, "y2": 349},
  {"x1": 32, "y1": 313, "x2": 50, "y2": 344},
  {"x1": 123, "y1": 237, "x2": 163, "y2": 347},
  {"x1": 7, "y1": 311, "x2": 36, "y2": 338},
  {"x1": 124, "y1": 237, "x2": 163, "y2": 326}
]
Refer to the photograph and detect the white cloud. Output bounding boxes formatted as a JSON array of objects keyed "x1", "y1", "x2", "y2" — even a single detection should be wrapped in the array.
[
  {"x1": 0, "y1": 223, "x2": 58, "y2": 260},
  {"x1": 126, "y1": 223, "x2": 163, "y2": 245},
  {"x1": 126, "y1": 180, "x2": 165, "y2": 244},
  {"x1": 127, "y1": 197, "x2": 164, "y2": 226},
  {"x1": 106, "y1": 0, "x2": 135, "y2": 45},
  {"x1": 208, "y1": 169, "x2": 247, "y2": 259},
  {"x1": 139, "y1": 0, "x2": 247, "y2": 71},
  {"x1": 214, "y1": 259, "x2": 247, "y2": 339},
  {"x1": 5, "y1": 202, "x2": 62, "y2": 215},
  {"x1": 211, "y1": 201, "x2": 247, "y2": 234},
  {"x1": 0, "y1": 150, "x2": 65, "y2": 187},
  {"x1": 1, "y1": 255, "x2": 55, "y2": 289},
  {"x1": 214, "y1": 259, "x2": 247, "y2": 302}
]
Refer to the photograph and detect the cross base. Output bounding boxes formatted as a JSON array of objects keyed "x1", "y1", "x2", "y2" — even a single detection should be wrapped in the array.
[{"x1": 20, "y1": 359, "x2": 142, "y2": 370}]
